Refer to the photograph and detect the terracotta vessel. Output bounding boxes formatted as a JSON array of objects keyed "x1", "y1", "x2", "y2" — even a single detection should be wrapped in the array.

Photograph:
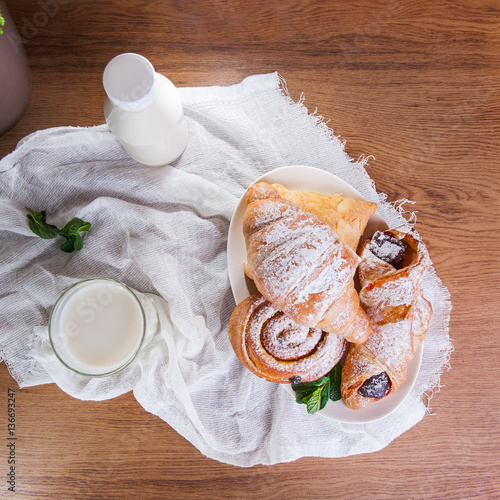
[{"x1": 0, "y1": 1, "x2": 32, "y2": 136}]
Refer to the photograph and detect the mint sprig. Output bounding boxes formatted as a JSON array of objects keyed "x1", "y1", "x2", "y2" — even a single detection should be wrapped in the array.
[
  {"x1": 26, "y1": 210, "x2": 60, "y2": 239},
  {"x1": 292, "y1": 362, "x2": 343, "y2": 415},
  {"x1": 26, "y1": 209, "x2": 91, "y2": 253},
  {"x1": 0, "y1": 11, "x2": 5, "y2": 35},
  {"x1": 328, "y1": 362, "x2": 343, "y2": 402}
]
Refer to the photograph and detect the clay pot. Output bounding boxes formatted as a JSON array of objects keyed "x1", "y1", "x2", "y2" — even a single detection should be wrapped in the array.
[{"x1": 0, "y1": 1, "x2": 32, "y2": 136}]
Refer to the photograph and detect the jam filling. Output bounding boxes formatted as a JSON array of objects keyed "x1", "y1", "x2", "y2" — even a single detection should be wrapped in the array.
[
  {"x1": 370, "y1": 231, "x2": 407, "y2": 269},
  {"x1": 358, "y1": 372, "x2": 391, "y2": 399}
]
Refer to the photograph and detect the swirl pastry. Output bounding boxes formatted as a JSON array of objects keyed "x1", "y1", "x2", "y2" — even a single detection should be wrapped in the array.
[
  {"x1": 229, "y1": 292, "x2": 348, "y2": 383},
  {"x1": 341, "y1": 229, "x2": 433, "y2": 410},
  {"x1": 242, "y1": 182, "x2": 371, "y2": 344}
]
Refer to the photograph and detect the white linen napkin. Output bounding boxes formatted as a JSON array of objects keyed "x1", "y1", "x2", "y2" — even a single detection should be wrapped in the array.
[{"x1": 0, "y1": 72, "x2": 452, "y2": 466}]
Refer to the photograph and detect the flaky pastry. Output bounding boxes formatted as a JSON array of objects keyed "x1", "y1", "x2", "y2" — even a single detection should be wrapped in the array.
[
  {"x1": 229, "y1": 293, "x2": 348, "y2": 383},
  {"x1": 341, "y1": 229, "x2": 433, "y2": 410},
  {"x1": 272, "y1": 183, "x2": 377, "y2": 251},
  {"x1": 242, "y1": 182, "x2": 370, "y2": 344}
]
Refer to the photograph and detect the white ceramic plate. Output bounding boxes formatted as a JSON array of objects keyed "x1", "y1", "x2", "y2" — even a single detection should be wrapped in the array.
[{"x1": 227, "y1": 165, "x2": 423, "y2": 423}]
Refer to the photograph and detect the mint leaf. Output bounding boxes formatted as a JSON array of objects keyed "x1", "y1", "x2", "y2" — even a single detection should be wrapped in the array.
[
  {"x1": 26, "y1": 210, "x2": 59, "y2": 239},
  {"x1": 73, "y1": 233, "x2": 83, "y2": 251},
  {"x1": 58, "y1": 217, "x2": 91, "y2": 252},
  {"x1": 77, "y1": 221, "x2": 91, "y2": 232},
  {"x1": 0, "y1": 12, "x2": 5, "y2": 35},
  {"x1": 60, "y1": 217, "x2": 90, "y2": 236},
  {"x1": 291, "y1": 364, "x2": 344, "y2": 414},
  {"x1": 26, "y1": 209, "x2": 91, "y2": 253},
  {"x1": 292, "y1": 376, "x2": 330, "y2": 415},
  {"x1": 303, "y1": 389, "x2": 323, "y2": 414},
  {"x1": 320, "y1": 378, "x2": 331, "y2": 408},
  {"x1": 59, "y1": 234, "x2": 77, "y2": 253},
  {"x1": 329, "y1": 362, "x2": 343, "y2": 402},
  {"x1": 294, "y1": 389, "x2": 310, "y2": 402},
  {"x1": 292, "y1": 377, "x2": 328, "y2": 391}
]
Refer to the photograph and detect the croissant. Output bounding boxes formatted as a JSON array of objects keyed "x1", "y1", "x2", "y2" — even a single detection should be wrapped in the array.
[
  {"x1": 229, "y1": 292, "x2": 348, "y2": 383},
  {"x1": 243, "y1": 182, "x2": 371, "y2": 344},
  {"x1": 340, "y1": 229, "x2": 433, "y2": 410},
  {"x1": 271, "y1": 183, "x2": 377, "y2": 251}
]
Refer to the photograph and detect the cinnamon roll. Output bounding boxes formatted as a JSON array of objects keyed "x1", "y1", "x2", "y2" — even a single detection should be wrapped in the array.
[{"x1": 229, "y1": 292, "x2": 348, "y2": 384}]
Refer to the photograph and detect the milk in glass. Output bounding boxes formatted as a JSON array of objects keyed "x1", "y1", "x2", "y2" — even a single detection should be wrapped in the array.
[{"x1": 49, "y1": 279, "x2": 145, "y2": 376}]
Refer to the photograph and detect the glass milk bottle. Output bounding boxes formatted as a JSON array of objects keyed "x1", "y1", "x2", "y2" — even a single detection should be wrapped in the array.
[{"x1": 103, "y1": 53, "x2": 188, "y2": 166}]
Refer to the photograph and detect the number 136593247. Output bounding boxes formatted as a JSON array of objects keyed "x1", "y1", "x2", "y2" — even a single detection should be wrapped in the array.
[{"x1": 7, "y1": 388, "x2": 16, "y2": 493}]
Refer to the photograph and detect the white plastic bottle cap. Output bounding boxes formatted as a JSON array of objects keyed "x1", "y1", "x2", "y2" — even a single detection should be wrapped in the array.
[{"x1": 103, "y1": 53, "x2": 157, "y2": 112}]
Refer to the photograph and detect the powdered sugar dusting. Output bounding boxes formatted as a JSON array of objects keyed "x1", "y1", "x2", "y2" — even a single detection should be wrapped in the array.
[
  {"x1": 342, "y1": 229, "x2": 434, "y2": 407},
  {"x1": 366, "y1": 320, "x2": 412, "y2": 379},
  {"x1": 369, "y1": 231, "x2": 406, "y2": 267},
  {"x1": 360, "y1": 277, "x2": 415, "y2": 323},
  {"x1": 243, "y1": 198, "x2": 299, "y2": 240},
  {"x1": 235, "y1": 295, "x2": 347, "y2": 383},
  {"x1": 371, "y1": 242, "x2": 401, "y2": 264},
  {"x1": 244, "y1": 186, "x2": 360, "y2": 329}
]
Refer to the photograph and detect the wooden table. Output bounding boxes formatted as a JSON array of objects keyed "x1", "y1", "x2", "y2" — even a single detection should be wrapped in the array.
[{"x1": 1, "y1": 1, "x2": 498, "y2": 498}]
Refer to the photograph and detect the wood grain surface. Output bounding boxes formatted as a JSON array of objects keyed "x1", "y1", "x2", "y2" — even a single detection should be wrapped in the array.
[{"x1": 0, "y1": 0, "x2": 499, "y2": 498}]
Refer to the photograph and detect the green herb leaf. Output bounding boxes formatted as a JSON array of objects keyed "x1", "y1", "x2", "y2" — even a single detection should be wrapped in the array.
[
  {"x1": 58, "y1": 217, "x2": 91, "y2": 252},
  {"x1": 292, "y1": 376, "x2": 328, "y2": 392},
  {"x1": 294, "y1": 389, "x2": 313, "y2": 404},
  {"x1": 0, "y1": 12, "x2": 5, "y2": 35},
  {"x1": 292, "y1": 376, "x2": 330, "y2": 415},
  {"x1": 77, "y1": 221, "x2": 91, "y2": 232},
  {"x1": 303, "y1": 389, "x2": 323, "y2": 414},
  {"x1": 59, "y1": 234, "x2": 77, "y2": 253},
  {"x1": 320, "y1": 378, "x2": 331, "y2": 408},
  {"x1": 73, "y1": 233, "x2": 84, "y2": 251},
  {"x1": 26, "y1": 209, "x2": 91, "y2": 253},
  {"x1": 59, "y1": 233, "x2": 85, "y2": 253},
  {"x1": 59, "y1": 217, "x2": 91, "y2": 236},
  {"x1": 329, "y1": 362, "x2": 343, "y2": 402},
  {"x1": 291, "y1": 363, "x2": 344, "y2": 414},
  {"x1": 26, "y1": 209, "x2": 59, "y2": 239}
]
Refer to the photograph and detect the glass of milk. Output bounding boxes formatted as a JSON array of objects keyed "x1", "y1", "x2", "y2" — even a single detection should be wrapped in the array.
[{"x1": 49, "y1": 278, "x2": 150, "y2": 377}]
